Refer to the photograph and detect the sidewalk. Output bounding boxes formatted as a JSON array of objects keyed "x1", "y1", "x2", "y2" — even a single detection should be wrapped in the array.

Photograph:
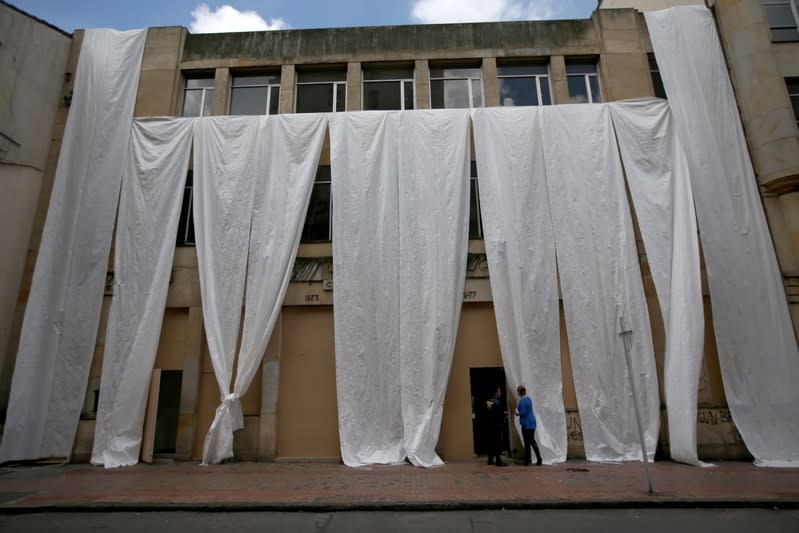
[{"x1": 1, "y1": 460, "x2": 798, "y2": 512}]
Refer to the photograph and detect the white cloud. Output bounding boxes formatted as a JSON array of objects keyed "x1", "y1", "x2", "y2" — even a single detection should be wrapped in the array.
[
  {"x1": 190, "y1": 4, "x2": 288, "y2": 33},
  {"x1": 410, "y1": 0, "x2": 556, "y2": 24}
]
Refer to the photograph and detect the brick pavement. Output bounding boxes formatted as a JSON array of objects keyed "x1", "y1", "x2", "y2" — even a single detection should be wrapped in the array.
[{"x1": 0, "y1": 460, "x2": 798, "y2": 511}]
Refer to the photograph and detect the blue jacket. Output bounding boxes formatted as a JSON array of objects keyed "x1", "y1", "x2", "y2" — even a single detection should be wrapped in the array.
[{"x1": 517, "y1": 395, "x2": 537, "y2": 429}]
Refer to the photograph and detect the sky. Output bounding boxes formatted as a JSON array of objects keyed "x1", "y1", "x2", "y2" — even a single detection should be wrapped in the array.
[{"x1": 9, "y1": 0, "x2": 600, "y2": 34}]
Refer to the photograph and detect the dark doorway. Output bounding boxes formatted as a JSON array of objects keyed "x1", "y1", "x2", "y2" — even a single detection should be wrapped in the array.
[
  {"x1": 153, "y1": 370, "x2": 182, "y2": 454},
  {"x1": 470, "y1": 367, "x2": 510, "y2": 456}
]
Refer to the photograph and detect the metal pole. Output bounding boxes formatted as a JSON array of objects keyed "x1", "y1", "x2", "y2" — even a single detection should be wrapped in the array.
[{"x1": 619, "y1": 317, "x2": 654, "y2": 494}]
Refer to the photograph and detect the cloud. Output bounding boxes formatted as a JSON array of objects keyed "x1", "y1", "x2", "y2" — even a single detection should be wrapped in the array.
[
  {"x1": 410, "y1": 0, "x2": 556, "y2": 24},
  {"x1": 189, "y1": 3, "x2": 288, "y2": 33}
]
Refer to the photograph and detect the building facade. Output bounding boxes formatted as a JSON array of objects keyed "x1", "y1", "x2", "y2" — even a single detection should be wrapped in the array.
[{"x1": 2, "y1": 0, "x2": 798, "y2": 463}]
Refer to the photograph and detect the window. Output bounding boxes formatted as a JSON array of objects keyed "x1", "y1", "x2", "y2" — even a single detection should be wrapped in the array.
[
  {"x1": 469, "y1": 161, "x2": 483, "y2": 240},
  {"x1": 566, "y1": 62, "x2": 601, "y2": 104},
  {"x1": 182, "y1": 78, "x2": 214, "y2": 117},
  {"x1": 295, "y1": 70, "x2": 347, "y2": 113},
  {"x1": 497, "y1": 64, "x2": 552, "y2": 107},
  {"x1": 764, "y1": 0, "x2": 799, "y2": 41},
  {"x1": 301, "y1": 166, "x2": 332, "y2": 242},
  {"x1": 363, "y1": 66, "x2": 414, "y2": 110},
  {"x1": 649, "y1": 54, "x2": 667, "y2": 100},
  {"x1": 788, "y1": 78, "x2": 799, "y2": 130},
  {"x1": 176, "y1": 172, "x2": 195, "y2": 246},
  {"x1": 230, "y1": 74, "x2": 280, "y2": 115},
  {"x1": 430, "y1": 66, "x2": 483, "y2": 109}
]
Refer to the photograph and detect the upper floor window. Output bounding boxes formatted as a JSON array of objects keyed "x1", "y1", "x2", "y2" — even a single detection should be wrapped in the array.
[
  {"x1": 649, "y1": 54, "x2": 667, "y2": 100},
  {"x1": 430, "y1": 66, "x2": 483, "y2": 109},
  {"x1": 363, "y1": 66, "x2": 415, "y2": 110},
  {"x1": 497, "y1": 64, "x2": 552, "y2": 107},
  {"x1": 230, "y1": 74, "x2": 280, "y2": 115},
  {"x1": 301, "y1": 165, "x2": 332, "y2": 242},
  {"x1": 296, "y1": 70, "x2": 347, "y2": 113},
  {"x1": 182, "y1": 78, "x2": 214, "y2": 117},
  {"x1": 787, "y1": 78, "x2": 799, "y2": 130},
  {"x1": 566, "y1": 62, "x2": 601, "y2": 104},
  {"x1": 764, "y1": 0, "x2": 799, "y2": 41}
]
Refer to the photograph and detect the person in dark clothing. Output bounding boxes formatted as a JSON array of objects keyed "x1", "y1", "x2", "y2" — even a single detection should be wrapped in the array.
[
  {"x1": 486, "y1": 387, "x2": 508, "y2": 467},
  {"x1": 515, "y1": 384, "x2": 543, "y2": 466}
]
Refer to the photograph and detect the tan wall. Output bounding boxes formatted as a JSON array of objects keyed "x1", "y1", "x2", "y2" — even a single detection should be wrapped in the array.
[{"x1": 276, "y1": 306, "x2": 340, "y2": 459}]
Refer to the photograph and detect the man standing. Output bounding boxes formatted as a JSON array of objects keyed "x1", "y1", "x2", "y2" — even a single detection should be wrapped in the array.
[
  {"x1": 515, "y1": 385, "x2": 543, "y2": 466},
  {"x1": 486, "y1": 387, "x2": 508, "y2": 467}
]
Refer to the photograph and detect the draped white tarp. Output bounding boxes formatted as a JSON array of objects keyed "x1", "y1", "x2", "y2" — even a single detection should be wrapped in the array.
[
  {"x1": 201, "y1": 114, "x2": 327, "y2": 464},
  {"x1": 193, "y1": 116, "x2": 260, "y2": 464},
  {"x1": 331, "y1": 110, "x2": 470, "y2": 467},
  {"x1": 646, "y1": 6, "x2": 799, "y2": 467},
  {"x1": 398, "y1": 110, "x2": 470, "y2": 467},
  {"x1": 331, "y1": 112, "x2": 403, "y2": 466},
  {"x1": 0, "y1": 28, "x2": 147, "y2": 463},
  {"x1": 543, "y1": 104, "x2": 659, "y2": 462},
  {"x1": 471, "y1": 107, "x2": 566, "y2": 465},
  {"x1": 91, "y1": 118, "x2": 194, "y2": 468},
  {"x1": 609, "y1": 100, "x2": 706, "y2": 466}
]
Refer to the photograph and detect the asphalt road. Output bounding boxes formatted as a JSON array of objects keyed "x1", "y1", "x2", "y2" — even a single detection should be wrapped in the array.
[{"x1": 1, "y1": 509, "x2": 798, "y2": 532}]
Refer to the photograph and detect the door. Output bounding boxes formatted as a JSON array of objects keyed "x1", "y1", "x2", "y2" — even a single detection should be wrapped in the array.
[{"x1": 469, "y1": 367, "x2": 509, "y2": 456}]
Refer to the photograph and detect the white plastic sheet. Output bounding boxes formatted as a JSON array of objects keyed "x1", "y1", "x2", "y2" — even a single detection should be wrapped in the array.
[
  {"x1": 646, "y1": 6, "x2": 799, "y2": 466},
  {"x1": 543, "y1": 104, "x2": 659, "y2": 462},
  {"x1": 471, "y1": 107, "x2": 566, "y2": 465},
  {"x1": 331, "y1": 110, "x2": 471, "y2": 467},
  {"x1": 609, "y1": 100, "x2": 706, "y2": 466},
  {"x1": 201, "y1": 114, "x2": 327, "y2": 464},
  {"x1": 398, "y1": 110, "x2": 470, "y2": 467},
  {"x1": 0, "y1": 28, "x2": 147, "y2": 462},
  {"x1": 91, "y1": 118, "x2": 194, "y2": 468},
  {"x1": 331, "y1": 112, "x2": 403, "y2": 466},
  {"x1": 193, "y1": 116, "x2": 260, "y2": 464}
]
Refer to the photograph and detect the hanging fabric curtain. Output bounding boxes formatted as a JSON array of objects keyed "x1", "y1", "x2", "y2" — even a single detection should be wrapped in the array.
[
  {"x1": 609, "y1": 99, "x2": 706, "y2": 466},
  {"x1": 193, "y1": 116, "x2": 260, "y2": 465},
  {"x1": 471, "y1": 107, "x2": 566, "y2": 465},
  {"x1": 91, "y1": 118, "x2": 195, "y2": 468},
  {"x1": 543, "y1": 104, "x2": 660, "y2": 462},
  {"x1": 330, "y1": 112, "x2": 404, "y2": 467},
  {"x1": 0, "y1": 28, "x2": 147, "y2": 463},
  {"x1": 398, "y1": 110, "x2": 470, "y2": 467},
  {"x1": 201, "y1": 114, "x2": 327, "y2": 464},
  {"x1": 646, "y1": 6, "x2": 799, "y2": 467}
]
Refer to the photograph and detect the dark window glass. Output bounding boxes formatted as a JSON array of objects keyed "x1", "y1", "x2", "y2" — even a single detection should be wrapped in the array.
[
  {"x1": 567, "y1": 76, "x2": 589, "y2": 104},
  {"x1": 335, "y1": 83, "x2": 346, "y2": 112},
  {"x1": 364, "y1": 81, "x2": 402, "y2": 110},
  {"x1": 431, "y1": 79, "x2": 471, "y2": 109},
  {"x1": 230, "y1": 86, "x2": 269, "y2": 115},
  {"x1": 764, "y1": 1, "x2": 799, "y2": 41},
  {"x1": 186, "y1": 78, "x2": 215, "y2": 89},
  {"x1": 539, "y1": 78, "x2": 552, "y2": 105},
  {"x1": 497, "y1": 64, "x2": 548, "y2": 76},
  {"x1": 566, "y1": 62, "x2": 600, "y2": 104},
  {"x1": 787, "y1": 77, "x2": 799, "y2": 129},
  {"x1": 296, "y1": 84, "x2": 335, "y2": 113},
  {"x1": 499, "y1": 77, "x2": 539, "y2": 106},
  {"x1": 232, "y1": 75, "x2": 279, "y2": 87},
  {"x1": 297, "y1": 70, "x2": 347, "y2": 83},
  {"x1": 183, "y1": 78, "x2": 214, "y2": 117},
  {"x1": 589, "y1": 76, "x2": 602, "y2": 103},
  {"x1": 270, "y1": 87, "x2": 280, "y2": 115},
  {"x1": 469, "y1": 161, "x2": 482, "y2": 240},
  {"x1": 404, "y1": 81, "x2": 415, "y2": 110},
  {"x1": 363, "y1": 67, "x2": 413, "y2": 81},
  {"x1": 301, "y1": 166, "x2": 332, "y2": 243},
  {"x1": 176, "y1": 172, "x2": 195, "y2": 246},
  {"x1": 566, "y1": 63, "x2": 597, "y2": 75},
  {"x1": 649, "y1": 55, "x2": 667, "y2": 99}
]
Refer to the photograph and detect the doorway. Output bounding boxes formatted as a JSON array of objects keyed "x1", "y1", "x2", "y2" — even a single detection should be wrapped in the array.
[
  {"x1": 469, "y1": 367, "x2": 510, "y2": 457},
  {"x1": 153, "y1": 370, "x2": 182, "y2": 455}
]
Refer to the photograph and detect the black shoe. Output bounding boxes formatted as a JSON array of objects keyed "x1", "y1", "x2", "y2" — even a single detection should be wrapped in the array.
[
  {"x1": 536, "y1": 459, "x2": 543, "y2": 466},
  {"x1": 496, "y1": 461, "x2": 508, "y2": 467},
  {"x1": 524, "y1": 461, "x2": 532, "y2": 466}
]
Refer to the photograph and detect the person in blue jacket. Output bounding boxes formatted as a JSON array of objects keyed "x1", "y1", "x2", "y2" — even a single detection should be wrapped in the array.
[{"x1": 515, "y1": 384, "x2": 543, "y2": 466}]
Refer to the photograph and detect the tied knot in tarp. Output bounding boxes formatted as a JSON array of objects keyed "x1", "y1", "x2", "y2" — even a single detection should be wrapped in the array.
[{"x1": 201, "y1": 392, "x2": 244, "y2": 464}]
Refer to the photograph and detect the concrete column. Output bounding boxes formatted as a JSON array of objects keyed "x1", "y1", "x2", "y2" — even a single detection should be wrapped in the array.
[
  {"x1": 482, "y1": 57, "x2": 499, "y2": 107},
  {"x1": 133, "y1": 27, "x2": 187, "y2": 117},
  {"x1": 415, "y1": 59, "x2": 431, "y2": 110},
  {"x1": 279, "y1": 64, "x2": 296, "y2": 114},
  {"x1": 175, "y1": 306, "x2": 203, "y2": 459},
  {"x1": 549, "y1": 55, "x2": 569, "y2": 105},
  {"x1": 257, "y1": 312, "x2": 282, "y2": 461},
  {"x1": 594, "y1": 9, "x2": 651, "y2": 102},
  {"x1": 211, "y1": 67, "x2": 230, "y2": 116},
  {"x1": 347, "y1": 62, "x2": 361, "y2": 111}
]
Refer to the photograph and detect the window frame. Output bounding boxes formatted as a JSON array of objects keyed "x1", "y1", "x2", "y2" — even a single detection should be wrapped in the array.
[
  {"x1": 566, "y1": 62, "x2": 602, "y2": 104},
  {"x1": 361, "y1": 66, "x2": 416, "y2": 111},
  {"x1": 176, "y1": 171, "x2": 195, "y2": 247},
  {"x1": 300, "y1": 165, "x2": 333, "y2": 243},
  {"x1": 496, "y1": 63, "x2": 552, "y2": 107},
  {"x1": 229, "y1": 73, "x2": 281, "y2": 116},
  {"x1": 294, "y1": 70, "x2": 347, "y2": 113},
  {"x1": 787, "y1": 77, "x2": 799, "y2": 131},
  {"x1": 182, "y1": 76, "x2": 215, "y2": 117},
  {"x1": 429, "y1": 65, "x2": 484, "y2": 109}
]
